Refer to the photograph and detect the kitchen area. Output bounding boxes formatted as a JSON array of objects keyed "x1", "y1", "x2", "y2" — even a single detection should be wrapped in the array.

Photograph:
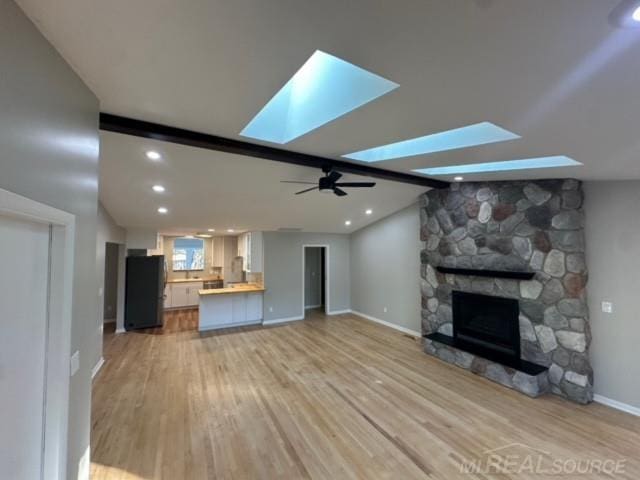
[{"x1": 157, "y1": 231, "x2": 265, "y2": 331}]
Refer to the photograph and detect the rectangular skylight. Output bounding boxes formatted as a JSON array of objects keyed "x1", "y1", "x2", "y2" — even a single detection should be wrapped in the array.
[
  {"x1": 343, "y1": 122, "x2": 520, "y2": 162},
  {"x1": 240, "y1": 50, "x2": 398, "y2": 144},
  {"x1": 412, "y1": 156, "x2": 582, "y2": 176}
]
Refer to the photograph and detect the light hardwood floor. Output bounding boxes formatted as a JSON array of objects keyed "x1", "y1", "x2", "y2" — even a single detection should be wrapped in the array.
[{"x1": 92, "y1": 309, "x2": 640, "y2": 479}]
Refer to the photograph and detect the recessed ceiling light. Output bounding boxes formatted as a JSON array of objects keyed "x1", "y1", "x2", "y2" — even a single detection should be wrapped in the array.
[
  {"x1": 152, "y1": 185, "x2": 165, "y2": 193},
  {"x1": 633, "y1": 5, "x2": 640, "y2": 21},
  {"x1": 208, "y1": 228, "x2": 215, "y2": 232},
  {"x1": 196, "y1": 234, "x2": 213, "y2": 238},
  {"x1": 157, "y1": 207, "x2": 168, "y2": 214},
  {"x1": 453, "y1": 176, "x2": 464, "y2": 182},
  {"x1": 345, "y1": 220, "x2": 352, "y2": 226},
  {"x1": 365, "y1": 209, "x2": 373, "y2": 215},
  {"x1": 227, "y1": 229, "x2": 235, "y2": 233},
  {"x1": 240, "y1": 50, "x2": 399, "y2": 144},
  {"x1": 413, "y1": 156, "x2": 582, "y2": 176},
  {"x1": 184, "y1": 235, "x2": 195, "y2": 239},
  {"x1": 343, "y1": 122, "x2": 520, "y2": 162},
  {"x1": 146, "y1": 150, "x2": 161, "y2": 160}
]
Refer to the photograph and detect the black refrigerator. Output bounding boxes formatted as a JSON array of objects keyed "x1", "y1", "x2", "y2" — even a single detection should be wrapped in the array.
[{"x1": 125, "y1": 255, "x2": 166, "y2": 330}]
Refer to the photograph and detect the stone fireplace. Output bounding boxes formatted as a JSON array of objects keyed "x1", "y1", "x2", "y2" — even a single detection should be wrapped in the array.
[{"x1": 420, "y1": 179, "x2": 593, "y2": 404}]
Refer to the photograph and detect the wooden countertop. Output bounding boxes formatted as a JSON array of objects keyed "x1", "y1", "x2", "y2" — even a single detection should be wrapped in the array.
[
  {"x1": 168, "y1": 277, "x2": 223, "y2": 284},
  {"x1": 198, "y1": 284, "x2": 265, "y2": 296}
]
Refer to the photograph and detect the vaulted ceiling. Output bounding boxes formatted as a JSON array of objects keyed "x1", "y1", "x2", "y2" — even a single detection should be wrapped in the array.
[{"x1": 17, "y1": 0, "x2": 640, "y2": 230}]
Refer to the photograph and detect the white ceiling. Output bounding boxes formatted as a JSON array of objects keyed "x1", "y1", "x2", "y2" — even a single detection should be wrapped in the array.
[
  {"x1": 99, "y1": 131, "x2": 426, "y2": 233},
  {"x1": 15, "y1": 0, "x2": 640, "y2": 231}
]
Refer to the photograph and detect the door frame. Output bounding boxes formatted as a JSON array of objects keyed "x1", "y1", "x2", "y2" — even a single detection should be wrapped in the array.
[
  {"x1": 0, "y1": 187, "x2": 75, "y2": 480},
  {"x1": 302, "y1": 244, "x2": 329, "y2": 317}
]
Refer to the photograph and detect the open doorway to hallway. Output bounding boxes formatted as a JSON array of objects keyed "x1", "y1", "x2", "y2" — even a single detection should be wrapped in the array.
[
  {"x1": 102, "y1": 242, "x2": 119, "y2": 335},
  {"x1": 303, "y1": 246, "x2": 327, "y2": 317}
]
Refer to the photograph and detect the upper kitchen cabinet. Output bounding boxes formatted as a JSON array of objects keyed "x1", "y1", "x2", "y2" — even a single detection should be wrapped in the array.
[
  {"x1": 212, "y1": 237, "x2": 224, "y2": 267},
  {"x1": 240, "y1": 231, "x2": 263, "y2": 273}
]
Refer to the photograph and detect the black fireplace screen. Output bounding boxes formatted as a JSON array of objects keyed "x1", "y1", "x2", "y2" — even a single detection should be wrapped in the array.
[{"x1": 452, "y1": 290, "x2": 520, "y2": 359}]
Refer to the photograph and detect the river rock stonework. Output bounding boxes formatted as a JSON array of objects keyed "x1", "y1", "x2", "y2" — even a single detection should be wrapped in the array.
[{"x1": 420, "y1": 179, "x2": 593, "y2": 404}]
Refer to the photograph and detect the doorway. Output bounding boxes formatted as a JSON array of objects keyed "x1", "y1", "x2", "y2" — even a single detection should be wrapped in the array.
[
  {"x1": 303, "y1": 245, "x2": 328, "y2": 317},
  {"x1": 0, "y1": 188, "x2": 75, "y2": 479},
  {"x1": 103, "y1": 242, "x2": 119, "y2": 332}
]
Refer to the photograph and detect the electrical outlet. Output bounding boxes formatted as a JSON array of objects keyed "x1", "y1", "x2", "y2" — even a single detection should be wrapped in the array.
[
  {"x1": 70, "y1": 351, "x2": 80, "y2": 376},
  {"x1": 383, "y1": 307, "x2": 388, "y2": 313},
  {"x1": 269, "y1": 306, "x2": 273, "y2": 313},
  {"x1": 601, "y1": 301, "x2": 613, "y2": 313}
]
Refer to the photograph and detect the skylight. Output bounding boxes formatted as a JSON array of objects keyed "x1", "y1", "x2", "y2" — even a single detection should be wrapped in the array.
[
  {"x1": 342, "y1": 122, "x2": 520, "y2": 162},
  {"x1": 240, "y1": 50, "x2": 398, "y2": 144},
  {"x1": 412, "y1": 156, "x2": 582, "y2": 176}
]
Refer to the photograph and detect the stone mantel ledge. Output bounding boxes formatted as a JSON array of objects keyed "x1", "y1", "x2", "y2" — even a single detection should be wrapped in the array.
[{"x1": 419, "y1": 179, "x2": 592, "y2": 404}]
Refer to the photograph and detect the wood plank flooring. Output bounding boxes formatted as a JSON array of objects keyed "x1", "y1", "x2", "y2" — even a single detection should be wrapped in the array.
[{"x1": 92, "y1": 309, "x2": 640, "y2": 479}]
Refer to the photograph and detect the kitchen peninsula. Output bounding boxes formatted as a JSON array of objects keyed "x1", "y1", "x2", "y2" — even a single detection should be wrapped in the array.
[{"x1": 198, "y1": 283, "x2": 265, "y2": 331}]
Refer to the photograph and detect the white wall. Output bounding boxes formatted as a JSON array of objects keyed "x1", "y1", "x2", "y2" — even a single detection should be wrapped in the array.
[
  {"x1": 96, "y1": 203, "x2": 125, "y2": 365},
  {"x1": 263, "y1": 232, "x2": 350, "y2": 321},
  {"x1": 0, "y1": 1, "x2": 100, "y2": 476},
  {"x1": 584, "y1": 181, "x2": 640, "y2": 410},
  {"x1": 350, "y1": 203, "x2": 423, "y2": 334}
]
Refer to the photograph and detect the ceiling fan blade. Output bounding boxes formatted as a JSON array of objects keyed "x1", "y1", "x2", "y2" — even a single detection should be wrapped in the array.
[
  {"x1": 295, "y1": 186, "x2": 319, "y2": 195},
  {"x1": 327, "y1": 170, "x2": 343, "y2": 182},
  {"x1": 280, "y1": 181, "x2": 317, "y2": 185},
  {"x1": 333, "y1": 187, "x2": 348, "y2": 197},
  {"x1": 334, "y1": 182, "x2": 376, "y2": 188}
]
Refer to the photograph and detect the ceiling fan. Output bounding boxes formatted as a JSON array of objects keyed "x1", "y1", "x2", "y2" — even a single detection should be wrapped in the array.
[{"x1": 281, "y1": 165, "x2": 376, "y2": 197}]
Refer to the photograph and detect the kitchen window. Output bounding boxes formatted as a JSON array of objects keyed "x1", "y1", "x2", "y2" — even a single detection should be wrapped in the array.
[{"x1": 173, "y1": 237, "x2": 204, "y2": 271}]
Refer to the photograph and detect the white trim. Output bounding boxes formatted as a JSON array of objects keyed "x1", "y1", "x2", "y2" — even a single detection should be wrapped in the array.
[
  {"x1": 0, "y1": 187, "x2": 75, "y2": 480},
  {"x1": 328, "y1": 309, "x2": 352, "y2": 316},
  {"x1": 593, "y1": 394, "x2": 640, "y2": 417},
  {"x1": 351, "y1": 310, "x2": 421, "y2": 337},
  {"x1": 302, "y1": 244, "x2": 330, "y2": 318},
  {"x1": 115, "y1": 327, "x2": 126, "y2": 334},
  {"x1": 305, "y1": 304, "x2": 322, "y2": 310},
  {"x1": 263, "y1": 315, "x2": 305, "y2": 325},
  {"x1": 198, "y1": 320, "x2": 262, "y2": 332},
  {"x1": 91, "y1": 357, "x2": 105, "y2": 379}
]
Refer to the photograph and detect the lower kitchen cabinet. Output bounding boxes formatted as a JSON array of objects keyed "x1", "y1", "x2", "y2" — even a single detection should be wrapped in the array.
[
  {"x1": 199, "y1": 291, "x2": 264, "y2": 331},
  {"x1": 165, "y1": 281, "x2": 203, "y2": 309},
  {"x1": 246, "y1": 292, "x2": 263, "y2": 322}
]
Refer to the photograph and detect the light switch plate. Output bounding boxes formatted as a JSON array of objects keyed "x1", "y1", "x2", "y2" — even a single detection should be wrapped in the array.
[
  {"x1": 602, "y1": 301, "x2": 613, "y2": 313},
  {"x1": 70, "y1": 351, "x2": 80, "y2": 376}
]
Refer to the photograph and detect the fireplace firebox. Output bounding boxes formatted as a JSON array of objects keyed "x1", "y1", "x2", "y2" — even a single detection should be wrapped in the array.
[{"x1": 452, "y1": 290, "x2": 520, "y2": 361}]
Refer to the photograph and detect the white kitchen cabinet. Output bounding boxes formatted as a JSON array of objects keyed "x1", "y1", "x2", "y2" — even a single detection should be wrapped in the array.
[
  {"x1": 212, "y1": 237, "x2": 224, "y2": 267},
  {"x1": 246, "y1": 292, "x2": 263, "y2": 322},
  {"x1": 247, "y1": 231, "x2": 263, "y2": 273},
  {"x1": 232, "y1": 294, "x2": 246, "y2": 323},
  {"x1": 237, "y1": 233, "x2": 248, "y2": 260},
  {"x1": 166, "y1": 281, "x2": 202, "y2": 309},
  {"x1": 198, "y1": 290, "x2": 264, "y2": 331},
  {"x1": 164, "y1": 284, "x2": 172, "y2": 309}
]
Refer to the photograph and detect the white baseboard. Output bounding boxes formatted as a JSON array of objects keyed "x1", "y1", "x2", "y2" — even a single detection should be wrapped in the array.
[
  {"x1": 351, "y1": 310, "x2": 421, "y2": 337},
  {"x1": 327, "y1": 309, "x2": 352, "y2": 315},
  {"x1": 593, "y1": 394, "x2": 640, "y2": 417},
  {"x1": 305, "y1": 304, "x2": 322, "y2": 310},
  {"x1": 91, "y1": 357, "x2": 105, "y2": 379},
  {"x1": 263, "y1": 315, "x2": 305, "y2": 325},
  {"x1": 115, "y1": 327, "x2": 126, "y2": 334}
]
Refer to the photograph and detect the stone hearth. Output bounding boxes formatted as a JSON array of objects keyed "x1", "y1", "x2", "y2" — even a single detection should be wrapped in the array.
[{"x1": 420, "y1": 179, "x2": 593, "y2": 404}]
